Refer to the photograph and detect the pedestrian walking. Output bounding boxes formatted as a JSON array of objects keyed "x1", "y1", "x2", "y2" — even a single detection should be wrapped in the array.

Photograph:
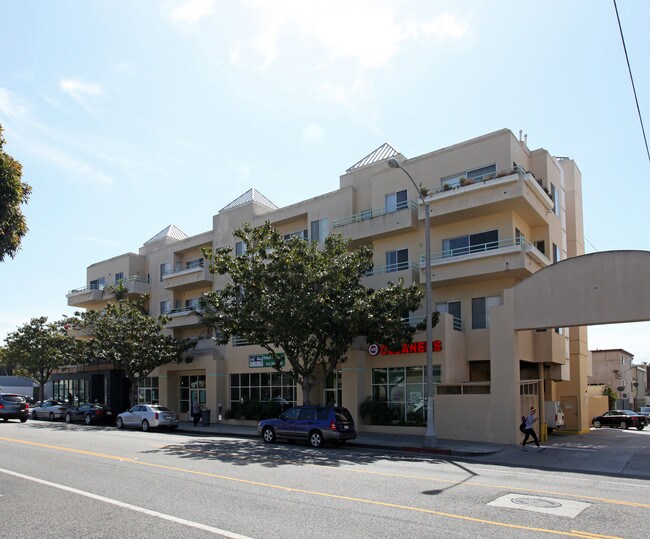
[
  {"x1": 191, "y1": 398, "x2": 202, "y2": 426},
  {"x1": 522, "y1": 406, "x2": 545, "y2": 452}
]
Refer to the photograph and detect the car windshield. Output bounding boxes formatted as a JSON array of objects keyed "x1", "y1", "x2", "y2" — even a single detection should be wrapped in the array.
[
  {"x1": 151, "y1": 406, "x2": 173, "y2": 412},
  {"x1": 1, "y1": 395, "x2": 25, "y2": 403},
  {"x1": 335, "y1": 407, "x2": 354, "y2": 422},
  {"x1": 621, "y1": 410, "x2": 638, "y2": 415}
]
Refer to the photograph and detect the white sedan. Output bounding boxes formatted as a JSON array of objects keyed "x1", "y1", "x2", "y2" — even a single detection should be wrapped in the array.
[{"x1": 116, "y1": 404, "x2": 179, "y2": 431}]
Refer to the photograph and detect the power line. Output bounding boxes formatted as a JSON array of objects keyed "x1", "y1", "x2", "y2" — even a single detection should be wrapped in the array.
[{"x1": 613, "y1": 0, "x2": 650, "y2": 165}]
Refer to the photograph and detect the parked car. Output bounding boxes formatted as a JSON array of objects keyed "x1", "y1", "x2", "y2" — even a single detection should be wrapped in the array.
[
  {"x1": 0, "y1": 393, "x2": 29, "y2": 423},
  {"x1": 258, "y1": 405, "x2": 357, "y2": 448},
  {"x1": 116, "y1": 404, "x2": 179, "y2": 431},
  {"x1": 592, "y1": 410, "x2": 646, "y2": 430},
  {"x1": 64, "y1": 403, "x2": 116, "y2": 425},
  {"x1": 31, "y1": 399, "x2": 71, "y2": 421},
  {"x1": 638, "y1": 406, "x2": 650, "y2": 418}
]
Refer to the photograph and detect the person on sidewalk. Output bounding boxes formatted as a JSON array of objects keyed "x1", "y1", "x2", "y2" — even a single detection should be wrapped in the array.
[
  {"x1": 522, "y1": 406, "x2": 545, "y2": 452},
  {"x1": 191, "y1": 398, "x2": 202, "y2": 426}
]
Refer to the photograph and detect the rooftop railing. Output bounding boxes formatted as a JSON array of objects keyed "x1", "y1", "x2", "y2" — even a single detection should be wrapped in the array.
[{"x1": 420, "y1": 237, "x2": 545, "y2": 266}]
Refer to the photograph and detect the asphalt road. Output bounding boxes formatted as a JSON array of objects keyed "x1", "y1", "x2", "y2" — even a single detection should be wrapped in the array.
[{"x1": 1, "y1": 421, "x2": 648, "y2": 539}]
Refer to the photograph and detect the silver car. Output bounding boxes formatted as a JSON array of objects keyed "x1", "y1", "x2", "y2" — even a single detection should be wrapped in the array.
[
  {"x1": 116, "y1": 404, "x2": 179, "y2": 432},
  {"x1": 30, "y1": 399, "x2": 71, "y2": 421}
]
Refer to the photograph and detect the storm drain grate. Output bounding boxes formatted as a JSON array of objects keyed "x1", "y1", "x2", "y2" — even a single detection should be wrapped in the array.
[{"x1": 511, "y1": 497, "x2": 562, "y2": 509}]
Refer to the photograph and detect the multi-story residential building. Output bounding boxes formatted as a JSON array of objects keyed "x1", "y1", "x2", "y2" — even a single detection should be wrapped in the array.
[
  {"x1": 589, "y1": 349, "x2": 647, "y2": 410},
  {"x1": 64, "y1": 128, "x2": 592, "y2": 443}
]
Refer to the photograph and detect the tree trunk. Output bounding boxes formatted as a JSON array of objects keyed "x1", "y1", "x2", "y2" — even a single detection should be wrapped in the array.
[
  {"x1": 301, "y1": 380, "x2": 314, "y2": 405},
  {"x1": 39, "y1": 382, "x2": 45, "y2": 401}
]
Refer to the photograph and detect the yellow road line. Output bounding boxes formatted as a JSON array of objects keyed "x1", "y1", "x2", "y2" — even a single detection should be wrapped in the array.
[{"x1": 0, "y1": 436, "x2": 625, "y2": 539}]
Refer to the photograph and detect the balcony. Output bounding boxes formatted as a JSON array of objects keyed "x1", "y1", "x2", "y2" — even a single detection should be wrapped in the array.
[
  {"x1": 420, "y1": 237, "x2": 550, "y2": 286},
  {"x1": 362, "y1": 261, "x2": 420, "y2": 289},
  {"x1": 426, "y1": 168, "x2": 554, "y2": 227},
  {"x1": 165, "y1": 306, "x2": 204, "y2": 329},
  {"x1": 162, "y1": 261, "x2": 213, "y2": 292},
  {"x1": 331, "y1": 200, "x2": 419, "y2": 242},
  {"x1": 103, "y1": 276, "x2": 150, "y2": 299},
  {"x1": 66, "y1": 284, "x2": 105, "y2": 308}
]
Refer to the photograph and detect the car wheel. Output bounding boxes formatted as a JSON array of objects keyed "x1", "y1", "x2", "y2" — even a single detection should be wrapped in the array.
[
  {"x1": 636, "y1": 425, "x2": 644, "y2": 430},
  {"x1": 262, "y1": 426, "x2": 276, "y2": 443},
  {"x1": 49, "y1": 412, "x2": 55, "y2": 421},
  {"x1": 32, "y1": 411, "x2": 37, "y2": 420},
  {"x1": 592, "y1": 420, "x2": 601, "y2": 428},
  {"x1": 65, "y1": 413, "x2": 72, "y2": 423},
  {"x1": 142, "y1": 419, "x2": 150, "y2": 432},
  {"x1": 2, "y1": 418, "x2": 8, "y2": 422},
  {"x1": 620, "y1": 421, "x2": 628, "y2": 430},
  {"x1": 116, "y1": 417, "x2": 124, "y2": 429},
  {"x1": 309, "y1": 430, "x2": 324, "y2": 448},
  {"x1": 20, "y1": 417, "x2": 27, "y2": 423},
  {"x1": 84, "y1": 414, "x2": 93, "y2": 426}
]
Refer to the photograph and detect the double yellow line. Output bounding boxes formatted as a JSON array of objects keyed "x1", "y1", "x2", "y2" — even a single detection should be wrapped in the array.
[{"x1": 0, "y1": 436, "x2": 627, "y2": 539}]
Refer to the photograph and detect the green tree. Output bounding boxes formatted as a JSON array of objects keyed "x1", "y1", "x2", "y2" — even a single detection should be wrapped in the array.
[
  {"x1": 3, "y1": 317, "x2": 84, "y2": 400},
  {"x1": 199, "y1": 222, "x2": 435, "y2": 405},
  {"x1": 72, "y1": 296, "x2": 196, "y2": 408},
  {"x1": 0, "y1": 124, "x2": 32, "y2": 262}
]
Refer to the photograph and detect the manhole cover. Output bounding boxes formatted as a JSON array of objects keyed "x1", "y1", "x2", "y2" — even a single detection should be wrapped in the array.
[{"x1": 511, "y1": 497, "x2": 562, "y2": 509}]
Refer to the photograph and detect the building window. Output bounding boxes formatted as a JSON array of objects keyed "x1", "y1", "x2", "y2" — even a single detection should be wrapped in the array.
[
  {"x1": 90, "y1": 277, "x2": 105, "y2": 290},
  {"x1": 441, "y1": 164, "x2": 497, "y2": 188},
  {"x1": 180, "y1": 375, "x2": 206, "y2": 413},
  {"x1": 471, "y1": 296, "x2": 501, "y2": 329},
  {"x1": 467, "y1": 164, "x2": 497, "y2": 181},
  {"x1": 160, "y1": 262, "x2": 171, "y2": 281},
  {"x1": 137, "y1": 377, "x2": 159, "y2": 404},
  {"x1": 550, "y1": 183, "x2": 560, "y2": 216},
  {"x1": 235, "y1": 241, "x2": 246, "y2": 257},
  {"x1": 436, "y1": 300, "x2": 462, "y2": 331},
  {"x1": 371, "y1": 366, "x2": 441, "y2": 423},
  {"x1": 229, "y1": 372, "x2": 295, "y2": 411},
  {"x1": 386, "y1": 248, "x2": 409, "y2": 272},
  {"x1": 469, "y1": 361, "x2": 491, "y2": 382},
  {"x1": 185, "y1": 298, "x2": 200, "y2": 310},
  {"x1": 310, "y1": 218, "x2": 330, "y2": 243},
  {"x1": 535, "y1": 240, "x2": 546, "y2": 255},
  {"x1": 114, "y1": 272, "x2": 124, "y2": 284},
  {"x1": 186, "y1": 258, "x2": 203, "y2": 269},
  {"x1": 515, "y1": 228, "x2": 524, "y2": 246},
  {"x1": 324, "y1": 370, "x2": 342, "y2": 406},
  {"x1": 552, "y1": 243, "x2": 560, "y2": 263},
  {"x1": 160, "y1": 300, "x2": 172, "y2": 315},
  {"x1": 385, "y1": 189, "x2": 407, "y2": 213},
  {"x1": 443, "y1": 230, "x2": 498, "y2": 258},
  {"x1": 52, "y1": 379, "x2": 88, "y2": 405}
]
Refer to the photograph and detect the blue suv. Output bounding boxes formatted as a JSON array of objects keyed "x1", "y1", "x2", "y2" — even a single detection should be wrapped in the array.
[{"x1": 258, "y1": 405, "x2": 357, "y2": 448}]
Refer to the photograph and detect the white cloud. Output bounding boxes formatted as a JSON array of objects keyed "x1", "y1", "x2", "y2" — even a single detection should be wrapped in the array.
[
  {"x1": 168, "y1": 0, "x2": 216, "y2": 25},
  {"x1": 301, "y1": 124, "x2": 324, "y2": 145},
  {"x1": 31, "y1": 144, "x2": 113, "y2": 186},
  {"x1": 59, "y1": 78, "x2": 102, "y2": 113},
  {"x1": 0, "y1": 87, "x2": 30, "y2": 123}
]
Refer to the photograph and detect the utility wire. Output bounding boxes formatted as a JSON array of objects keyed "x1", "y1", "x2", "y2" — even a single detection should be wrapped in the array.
[{"x1": 613, "y1": 0, "x2": 650, "y2": 165}]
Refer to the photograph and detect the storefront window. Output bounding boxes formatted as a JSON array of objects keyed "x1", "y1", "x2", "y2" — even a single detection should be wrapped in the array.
[
  {"x1": 371, "y1": 366, "x2": 441, "y2": 422},
  {"x1": 230, "y1": 372, "x2": 295, "y2": 409},
  {"x1": 52, "y1": 379, "x2": 88, "y2": 405},
  {"x1": 324, "y1": 370, "x2": 342, "y2": 406},
  {"x1": 180, "y1": 375, "x2": 206, "y2": 413},
  {"x1": 137, "y1": 377, "x2": 159, "y2": 404}
]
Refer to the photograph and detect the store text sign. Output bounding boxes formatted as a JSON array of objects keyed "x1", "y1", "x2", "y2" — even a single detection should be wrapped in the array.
[
  {"x1": 368, "y1": 341, "x2": 443, "y2": 356},
  {"x1": 249, "y1": 353, "x2": 286, "y2": 368}
]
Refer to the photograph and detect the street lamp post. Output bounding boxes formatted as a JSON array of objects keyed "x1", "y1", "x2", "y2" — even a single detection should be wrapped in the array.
[{"x1": 387, "y1": 157, "x2": 437, "y2": 447}]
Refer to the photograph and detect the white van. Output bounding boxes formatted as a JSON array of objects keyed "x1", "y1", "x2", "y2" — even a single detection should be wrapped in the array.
[{"x1": 544, "y1": 401, "x2": 565, "y2": 432}]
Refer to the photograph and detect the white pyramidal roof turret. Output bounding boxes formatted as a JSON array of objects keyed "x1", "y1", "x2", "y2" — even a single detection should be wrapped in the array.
[
  {"x1": 143, "y1": 224, "x2": 189, "y2": 246},
  {"x1": 219, "y1": 188, "x2": 278, "y2": 213},
  {"x1": 346, "y1": 143, "x2": 400, "y2": 172}
]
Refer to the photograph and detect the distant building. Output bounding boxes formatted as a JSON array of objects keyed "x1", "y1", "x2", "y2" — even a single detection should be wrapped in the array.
[
  {"x1": 589, "y1": 349, "x2": 647, "y2": 410},
  {"x1": 0, "y1": 376, "x2": 37, "y2": 397}
]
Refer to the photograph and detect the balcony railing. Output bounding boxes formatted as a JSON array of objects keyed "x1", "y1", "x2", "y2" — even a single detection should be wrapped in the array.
[
  {"x1": 365, "y1": 261, "x2": 420, "y2": 276},
  {"x1": 332, "y1": 200, "x2": 418, "y2": 228},
  {"x1": 168, "y1": 305, "x2": 202, "y2": 316},
  {"x1": 433, "y1": 165, "x2": 526, "y2": 194},
  {"x1": 406, "y1": 314, "x2": 464, "y2": 332},
  {"x1": 67, "y1": 275, "x2": 149, "y2": 296},
  {"x1": 163, "y1": 260, "x2": 205, "y2": 277},
  {"x1": 420, "y1": 237, "x2": 546, "y2": 266}
]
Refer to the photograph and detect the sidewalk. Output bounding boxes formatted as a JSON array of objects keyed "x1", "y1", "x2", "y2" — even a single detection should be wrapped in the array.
[{"x1": 176, "y1": 420, "x2": 650, "y2": 479}]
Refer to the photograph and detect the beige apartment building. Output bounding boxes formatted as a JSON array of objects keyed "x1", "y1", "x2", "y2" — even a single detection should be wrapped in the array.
[
  {"x1": 589, "y1": 349, "x2": 647, "y2": 410},
  {"x1": 66, "y1": 128, "x2": 592, "y2": 444}
]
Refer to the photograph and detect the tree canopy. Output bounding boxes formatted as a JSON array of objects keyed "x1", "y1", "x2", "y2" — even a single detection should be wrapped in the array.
[
  {"x1": 200, "y1": 222, "x2": 434, "y2": 405},
  {"x1": 3, "y1": 317, "x2": 84, "y2": 400},
  {"x1": 0, "y1": 124, "x2": 32, "y2": 262},
  {"x1": 72, "y1": 295, "x2": 196, "y2": 408}
]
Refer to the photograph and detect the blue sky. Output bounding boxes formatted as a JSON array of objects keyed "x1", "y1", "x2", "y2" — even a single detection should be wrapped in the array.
[{"x1": 1, "y1": 0, "x2": 649, "y2": 364}]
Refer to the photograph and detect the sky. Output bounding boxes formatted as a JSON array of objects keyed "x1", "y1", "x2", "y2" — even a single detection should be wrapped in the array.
[{"x1": 1, "y1": 0, "x2": 649, "y2": 364}]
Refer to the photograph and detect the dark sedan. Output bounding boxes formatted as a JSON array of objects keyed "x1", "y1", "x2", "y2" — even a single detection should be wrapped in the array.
[
  {"x1": 592, "y1": 410, "x2": 646, "y2": 430},
  {"x1": 64, "y1": 403, "x2": 116, "y2": 425}
]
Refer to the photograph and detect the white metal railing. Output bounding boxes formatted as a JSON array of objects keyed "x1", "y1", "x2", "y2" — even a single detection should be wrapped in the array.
[
  {"x1": 68, "y1": 275, "x2": 150, "y2": 295},
  {"x1": 420, "y1": 237, "x2": 544, "y2": 266},
  {"x1": 365, "y1": 261, "x2": 419, "y2": 276},
  {"x1": 433, "y1": 165, "x2": 525, "y2": 194},
  {"x1": 163, "y1": 260, "x2": 205, "y2": 277},
  {"x1": 169, "y1": 305, "x2": 202, "y2": 315},
  {"x1": 405, "y1": 314, "x2": 464, "y2": 332},
  {"x1": 332, "y1": 200, "x2": 418, "y2": 228}
]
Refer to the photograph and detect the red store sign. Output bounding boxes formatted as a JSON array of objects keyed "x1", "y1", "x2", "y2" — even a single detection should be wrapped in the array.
[{"x1": 368, "y1": 340, "x2": 443, "y2": 356}]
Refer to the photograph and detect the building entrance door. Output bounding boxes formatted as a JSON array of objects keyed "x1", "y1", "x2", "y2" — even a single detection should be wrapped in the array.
[{"x1": 561, "y1": 396, "x2": 579, "y2": 430}]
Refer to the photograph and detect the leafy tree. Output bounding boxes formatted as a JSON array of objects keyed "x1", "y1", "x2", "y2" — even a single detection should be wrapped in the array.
[
  {"x1": 200, "y1": 222, "x2": 435, "y2": 405},
  {"x1": 72, "y1": 295, "x2": 196, "y2": 408},
  {"x1": 3, "y1": 317, "x2": 84, "y2": 400},
  {"x1": 0, "y1": 124, "x2": 32, "y2": 262}
]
